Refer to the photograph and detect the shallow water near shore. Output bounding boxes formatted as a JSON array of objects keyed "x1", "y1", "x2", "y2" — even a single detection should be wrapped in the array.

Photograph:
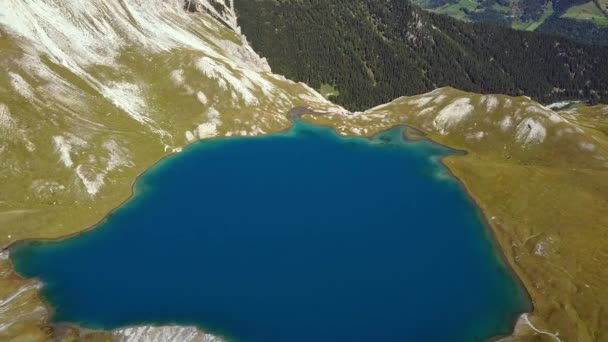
[{"x1": 11, "y1": 122, "x2": 529, "y2": 342}]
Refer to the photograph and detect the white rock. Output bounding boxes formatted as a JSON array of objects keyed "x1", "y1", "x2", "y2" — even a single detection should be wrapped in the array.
[
  {"x1": 480, "y1": 95, "x2": 499, "y2": 112},
  {"x1": 113, "y1": 325, "x2": 224, "y2": 342},
  {"x1": 433, "y1": 98, "x2": 474, "y2": 133},
  {"x1": 100, "y1": 82, "x2": 149, "y2": 124},
  {"x1": 8, "y1": 72, "x2": 35, "y2": 100},
  {"x1": 466, "y1": 131, "x2": 487, "y2": 140},
  {"x1": 52, "y1": 135, "x2": 87, "y2": 168},
  {"x1": 196, "y1": 91, "x2": 209, "y2": 105},
  {"x1": 103, "y1": 140, "x2": 131, "y2": 171},
  {"x1": 185, "y1": 131, "x2": 196, "y2": 142},
  {"x1": 417, "y1": 107, "x2": 435, "y2": 117},
  {"x1": 0, "y1": 104, "x2": 16, "y2": 131},
  {"x1": 516, "y1": 118, "x2": 546, "y2": 145},
  {"x1": 578, "y1": 141, "x2": 596, "y2": 152},
  {"x1": 499, "y1": 115, "x2": 512, "y2": 131},
  {"x1": 170, "y1": 69, "x2": 186, "y2": 86},
  {"x1": 408, "y1": 96, "x2": 433, "y2": 108},
  {"x1": 197, "y1": 122, "x2": 218, "y2": 139},
  {"x1": 76, "y1": 165, "x2": 105, "y2": 196}
]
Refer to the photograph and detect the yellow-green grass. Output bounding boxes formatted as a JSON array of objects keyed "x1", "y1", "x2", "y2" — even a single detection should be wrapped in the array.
[
  {"x1": 511, "y1": 6, "x2": 554, "y2": 31},
  {"x1": 592, "y1": 15, "x2": 608, "y2": 25},
  {"x1": 319, "y1": 83, "x2": 339, "y2": 99},
  {"x1": 436, "y1": 0, "x2": 479, "y2": 20},
  {"x1": 562, "y1": 1, "x2": 606, "y2": 21}
]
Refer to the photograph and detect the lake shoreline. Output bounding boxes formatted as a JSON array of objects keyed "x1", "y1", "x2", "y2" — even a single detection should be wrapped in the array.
[
  {"x1": 300, "y1": 117, "x2": 534, "y2": 340},
  {"x1": 5, "y1": 115, "x2": 530, "y2": 342}
]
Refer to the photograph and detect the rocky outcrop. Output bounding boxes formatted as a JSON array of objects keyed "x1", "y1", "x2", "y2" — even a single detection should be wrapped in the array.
[
  {"x1": 185, "y1": 0, "x2": 239, "y2": 33},
  {"x1": 113, "y1": 325, "x2": 225, "y2": 342}
]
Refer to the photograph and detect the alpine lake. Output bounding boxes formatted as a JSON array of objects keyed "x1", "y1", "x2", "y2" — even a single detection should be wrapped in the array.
[{"x1": 11, "y1": 121, "x2": 529, "y2": 342}]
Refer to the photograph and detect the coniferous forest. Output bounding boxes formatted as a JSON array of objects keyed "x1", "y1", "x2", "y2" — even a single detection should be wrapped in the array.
[{"x1": 234, "y1": 0, "x2": 608, "y2": 111}]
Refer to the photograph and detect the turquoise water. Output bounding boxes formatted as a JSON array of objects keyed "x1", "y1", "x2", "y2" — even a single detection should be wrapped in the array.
[{"x1": 12, "y1": 122, "x2": 528, "y2": 342}]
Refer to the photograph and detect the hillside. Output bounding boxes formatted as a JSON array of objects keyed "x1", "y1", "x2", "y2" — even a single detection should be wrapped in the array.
[
  {"x1": 0, "y1": 0, "x2": 344, "y2": 340},
  {"x1": 234, "y1": 0, "x2": 608, "y2": 111},
  {"x1": 413, "y1": 0, "x2": 608, "y2": 46},
  {"x1": 305, "y1": 88, "x2": 608, "y2": 342}
]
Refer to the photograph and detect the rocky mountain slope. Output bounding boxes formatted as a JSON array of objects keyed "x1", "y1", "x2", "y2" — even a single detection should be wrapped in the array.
[
  {"x1": 0, "y1": 0, "x2": 343, "y2": 340},
  {"x1": 0, "y1": 0, "x2": 345, "y2": 239},
  {"x1": 0, "y1": 1, "x2": 606, "y2": 341}
]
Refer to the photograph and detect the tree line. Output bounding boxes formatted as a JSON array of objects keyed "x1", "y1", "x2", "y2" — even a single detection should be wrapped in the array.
[{"x1": 234, "y1": 0, "x2": 608, "y2": 111}]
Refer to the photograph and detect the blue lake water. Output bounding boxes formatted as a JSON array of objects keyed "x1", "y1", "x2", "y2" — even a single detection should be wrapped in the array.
[{"x1": 11, "y1": 122, "x2": 528, "y2": 342}]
